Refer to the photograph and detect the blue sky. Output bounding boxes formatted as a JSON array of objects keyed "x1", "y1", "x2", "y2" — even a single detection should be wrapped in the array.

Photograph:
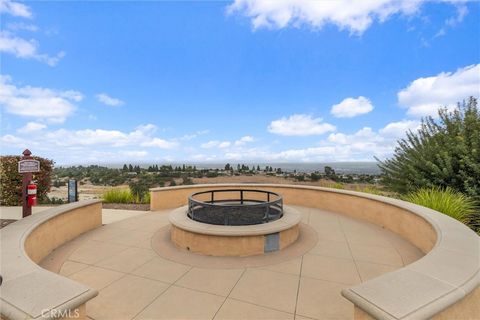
[{"x1": 1, "y1": 0, "x2": 479, "y2": 164}]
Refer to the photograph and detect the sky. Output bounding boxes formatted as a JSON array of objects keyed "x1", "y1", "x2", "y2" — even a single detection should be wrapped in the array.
[{"x1": 0, "y1": 0, "x2": 479, "y2": 165}]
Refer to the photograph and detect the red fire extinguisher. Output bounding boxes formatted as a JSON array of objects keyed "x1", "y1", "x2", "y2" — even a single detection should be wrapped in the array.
[{"x1": 27, "y1": 182, "x2": 37, "y2": 206}]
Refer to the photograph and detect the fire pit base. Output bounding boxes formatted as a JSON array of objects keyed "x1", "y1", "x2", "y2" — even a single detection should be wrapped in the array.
[{"x1": 169, "y1": 206, "x2": 301, "y2": 257}]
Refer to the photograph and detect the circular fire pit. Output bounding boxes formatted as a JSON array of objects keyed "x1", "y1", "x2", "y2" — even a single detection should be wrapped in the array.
[
  {"x1": 188, "y1": 189, "x2": 283, "y2": 226},
  {"x1": 169, "y1": 189, "x2": 301, "y2": 257}
]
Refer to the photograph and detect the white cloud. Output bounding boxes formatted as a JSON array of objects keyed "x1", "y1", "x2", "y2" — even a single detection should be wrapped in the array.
[
  {"x1": 330, "y1": 96, "x2": 373, "y2": 118},
  {"x1": 271, "y1": 146, "x2": 338, "y2": 162},
  {"x1": 379, "y1": 120, "x2": 420, "y2": 137},
  {"x1": 227, "y1": 0, "x2": 463, "y2": 34},
  {"x1": 1, "y1": 134, "x2": 27, "y2": 146},
  {"x1": 120, "y1": 150, "x2": 148, "y2": 158},
  {"x1": 259, "y1": 123, "x2": 406, "y2": 162},
  {"x1": 268, "y1": 114, "x2": 336, "y2": 136},
  {"x1": 141, "y1": 138, "x2": 177, "y2": 149},
  {"x1": 446, "y1": 4, "x2": 468, "y2": 27},
  {"x1": 201, "y1": 140, "x2": 231, "y2": 149},
  {"x1": 398, "y1": 64, "x2": 480, "y2": 117},
  {"x1": 0, "y1": 75, "x2": 82, "y2": 123},
  {"x1": 0, "y1": 2, "x2": 65, "y2": 66},
  {"x1": 179, "y1": 130, "x2": 209, "y2": 141},
  {"x1": 198, "y1": 136, "x2": 253, "y2": 151},
  {"x1": 0, "y1": 0, "x2": 32, "y2": 18},
  {"x1": 234, "y1": 135, "x2": 254, "y2": 146},
  {"x1": 135, "y1": 124, "x2": 157, "y2": 135},
  {"x1": 95, "y1": 93, "x2": 125, "y2": 107},
  {"x1": 5, "y1": 124, "x2": 177, "y2": 150},
  {"x1": 201, "y1": 141, "x2": 219, "y2": 148},
  {"x1": 199, "y1": 118, "x2": 421, "y2": 162},
  {"x1": 18, "y1": 122, "x2": 46, "y2": 133},
  {"x1": 218, "y1": 141, "x2": 232, "y2": 148},
  {"x1": 435, "y1": 4, "x2": 468, "y2": 37},
  {"x1": 0, "y1": 31, "x2": 65, "y2": 66},
  {"x1": 6, "y1": 22, "x2": 38, "y2": 32}
]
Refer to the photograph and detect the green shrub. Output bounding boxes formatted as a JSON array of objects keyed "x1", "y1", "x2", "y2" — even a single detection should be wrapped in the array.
[
  {"x1": 128, "y1": 180, "x2": 149, "y2": 199},
  {"x1": 329, "y1": 182, "x2": 344, "y2": 189},
  {"x1": 41, "y1": 196, "x2": 66, "y2": 205},
  {"x1": 103, "y1": 188, "x2": 151, "y2": 204},
  {"x1": 141, "y1": 192, "x2": 150, "y2": 204},
  {"x1": 403, "y1": 187, "x2": 478, "y2": 225},
  {"x1": 103, "y1": 189, "x2": 134, "y2": 203},
  {"x1": 354, "y1": 185, "x2": 384, "y2": 196},
  {"x1": 0, "y1": 155, "x2": 54, "y2": 206},
  {"x1": 378, "y1": 97, "x2": 480, "y2": 202}
]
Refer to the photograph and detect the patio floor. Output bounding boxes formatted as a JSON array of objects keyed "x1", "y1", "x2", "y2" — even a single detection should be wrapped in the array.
[{"x1": 40, "y1": 206, "x2": 424, "y2": 320}]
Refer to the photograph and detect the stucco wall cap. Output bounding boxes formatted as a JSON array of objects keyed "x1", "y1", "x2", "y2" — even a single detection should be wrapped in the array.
[{"x1": 0, "y1": 200, "x2": 101, "y2": 319}]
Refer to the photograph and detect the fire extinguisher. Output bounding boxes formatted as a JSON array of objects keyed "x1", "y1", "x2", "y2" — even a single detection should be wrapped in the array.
[{"x1": 27, "y1": 182, "x2": 37, "y2": 207}]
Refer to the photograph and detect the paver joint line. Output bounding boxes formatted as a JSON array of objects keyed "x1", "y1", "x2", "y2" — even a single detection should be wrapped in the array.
[{"x1": 35, "y1": 205, "x2": 432, "y2": 320}]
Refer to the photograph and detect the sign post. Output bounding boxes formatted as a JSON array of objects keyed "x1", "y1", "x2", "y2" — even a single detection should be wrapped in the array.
[
  {"x1": 19, "y1": 149, "x2": 40, "y2": 218},
  {"x1": 68, "y1": 179, "x2": 78, "y2": 203}
]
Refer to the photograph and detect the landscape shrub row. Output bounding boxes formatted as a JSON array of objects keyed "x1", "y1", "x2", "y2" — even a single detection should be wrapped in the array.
[{"x1": 103, "y1": 188, "x2": 150, "y2": 204}]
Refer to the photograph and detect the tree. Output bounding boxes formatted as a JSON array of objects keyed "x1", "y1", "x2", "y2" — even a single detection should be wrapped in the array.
[
  {"x1": 182, "y1": 176, "x2": 193, "y2": 185},
  {"x1": 122, "y1": 164, "x2": 128, "y2": 172},
  {"x1": 378, "y1": 97, "x2": 480, "y2": 201},
  {"x1": 128, "y1": 180, "x2": 149, "y2": 200},
  {"x1": 311, "y1": 172, "x2": 321, "y2": 181},
  {"x1": 257, "y1": 165, "x2": 260, "y2": 171},
  {"x1": 324, "y1": 166, "x2": 335, "y2": 177}
]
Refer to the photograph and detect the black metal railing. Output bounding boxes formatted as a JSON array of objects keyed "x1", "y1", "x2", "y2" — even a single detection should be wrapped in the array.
[{"x1": 187, "y1": 189, "x2": 283, "y2": 226}]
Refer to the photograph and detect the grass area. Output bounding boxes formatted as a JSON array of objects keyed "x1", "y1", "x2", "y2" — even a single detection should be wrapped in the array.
[
  {"x1": 327, "y1": 182, "x2": 345, "y2": 189},
  {"x1": 103, "y1": 188, "x2": 150, "y2": 204},
  {"x1": 403, "y1": 187, "x2": 478, "y2": 224},
  {"x1": 354, "y1": 185, "x2": 385, "y2": 195}
]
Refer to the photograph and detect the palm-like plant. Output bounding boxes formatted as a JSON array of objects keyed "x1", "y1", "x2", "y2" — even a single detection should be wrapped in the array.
[{"x1": 403, "y1": 187, "x2": 478, "y2": 225}]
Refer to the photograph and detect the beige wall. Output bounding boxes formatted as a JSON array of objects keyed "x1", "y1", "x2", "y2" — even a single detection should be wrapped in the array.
[
  {"x1": 171, "y1": 225, "x2": 264, "y2": 256},
  {"x1": 170, "y1": 224, "x2": 299, "y2": 256},
  {"x1": 2, "y1": 201, "x2": 102, "y2": 320},
  {"x1": 25, "y1": 202, "x2": 102, "y2": 263},
  {"x1": 152, "y1": 184, "x2": 480, "y2": 319}
]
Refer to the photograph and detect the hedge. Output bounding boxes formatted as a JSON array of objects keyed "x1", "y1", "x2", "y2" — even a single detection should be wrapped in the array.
[{"x1": 0, "y1": 155, "x2": 54, "y2": 206}]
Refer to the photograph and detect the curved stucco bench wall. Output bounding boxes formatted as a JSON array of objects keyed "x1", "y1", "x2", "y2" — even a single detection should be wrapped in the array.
[
  {"x1": 0, "y1": 200, "x2": 102, "y2": 320},
  {"x1": 151, "y1": 184, "x2": 480, "y2": 320}
]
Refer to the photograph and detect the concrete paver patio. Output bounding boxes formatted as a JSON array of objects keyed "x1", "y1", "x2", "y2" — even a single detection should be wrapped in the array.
[{"x1": 40, "y1": 206, "x2": 424, "y2": 320}]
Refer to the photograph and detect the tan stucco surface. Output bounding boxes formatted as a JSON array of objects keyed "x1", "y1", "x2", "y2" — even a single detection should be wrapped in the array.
[
  {"x1": 39, "y1": 205, "x2": 424, "y2": 320},
  {"x1": 168, "y1": 205, "x2": 301, "y2": 256},
  {"x1": 151, "y1": 184, "x2": 480, "y2": 320},
  {"x1": 0, "y1": 200, "x2": 102, "y2": 320},
  {"x1": 2, "y1": 183, "x2": 479, "y2": 320},
  {"x1": 171, "y1": 224, "x2": 265, "y2": 256}
]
